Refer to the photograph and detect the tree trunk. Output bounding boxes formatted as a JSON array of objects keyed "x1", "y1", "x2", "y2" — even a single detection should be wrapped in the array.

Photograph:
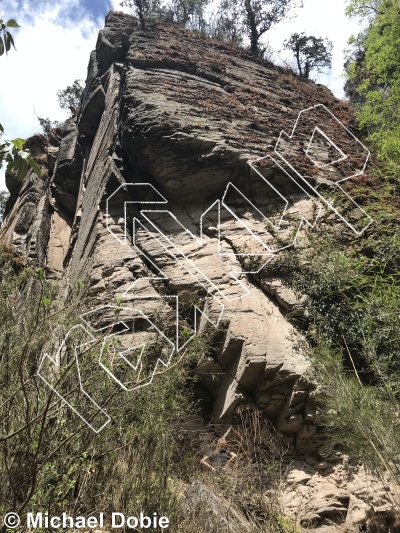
[
  {"x1": 136, "y1": 0, "x2": 146, "y2": 29},
  {"x1": 244, "y1": 0, "x2": 260, "y2": 55},
  {"x1": 295, "y1": 44, "x2": 303, "y2": 77}
]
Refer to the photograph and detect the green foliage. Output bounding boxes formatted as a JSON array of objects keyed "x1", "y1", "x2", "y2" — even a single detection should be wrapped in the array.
[
  {"x1": 0, "y1": 16, "x2": 41, "y2": 180},
  {"x1": 0, "y1": 189, "x2": 8, "y2": 224},
  {"x1": 307, "y1": 343, "x2": 400, "y2": 483},
  {"x1": 283, "y1": 32, "x2": 333, "y2": 79},
  {"x1": 0, "y1": 243, "x2": 293, "y2": 529},
  {"x1": 277, "y1": 230, "x2": 400, "y2": 377},
  {"x1": 269, "y1": 200, "x2": 400, "y2": 482},
  {"x1": 0, "y1": 17, "x2": 19, "y2": 56},
  {"x1": 0, "y1": 126, "x2": 41, "y2": 180},
  {"x1": 345, "y1": 0, "x2": 400, "y2": 167},
  {"x1": 275, "y1": 514, "x2": 301, "y2": 532},
  {"x1": 346, "y1": 0, "x2": 382, "y2": 20},
  {"x1": 0, "y1": 244, "x2": 210, "y2": 526},
  {"x1": 56, "y1": 79, "x2": 84, "y2": 113},
  {"x1": 37, "y1": 116, "x2": 61, "y2": 134}
]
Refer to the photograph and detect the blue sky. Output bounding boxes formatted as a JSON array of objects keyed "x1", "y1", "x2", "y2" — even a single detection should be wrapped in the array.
[
  {"x1": 81, "y1": 0, "x2": 112, "y2": 20},
  {"x1": 3, "y1": 0, "x2": 112, "y2": 25},
  {"x1": 0, "y1": 0, "x2": 362, "y2": 190}
]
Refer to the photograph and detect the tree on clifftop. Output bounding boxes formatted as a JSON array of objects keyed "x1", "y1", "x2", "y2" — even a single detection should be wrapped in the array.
[
  {"x1": 57, "y1": 79, "x2": 84, "y2": 114},
  {"x1": 120, "y1": 0, "x2": 162, "y2": 28},
  {"x1": 120, "y1": 0, "x2": 299, "y2": 56},
  {"x1": 228, "y1": 0, "x2": 303, "y2": 57},
  {"x1": 121, "y1": 0, "x2": 210, "y2": 30},
  {"x1": 163, "y1": 0, "x2": 210, "y2": 30},
  {"x1": 283, "y1": 32, "x2": 333, "y2": 79}
]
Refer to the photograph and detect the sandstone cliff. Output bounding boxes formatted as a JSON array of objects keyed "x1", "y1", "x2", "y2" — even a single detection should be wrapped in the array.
[{"x1": 1, "y1": 11, "x2": 396, "y2": 531}]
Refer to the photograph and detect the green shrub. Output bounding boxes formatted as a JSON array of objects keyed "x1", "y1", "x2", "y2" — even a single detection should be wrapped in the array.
[
  {"x1": 266, "y1": 201, "x2": 400, "y2": 487},
  {"x1": 0, "y1": 244, "x2": 206, "y2": 529}
]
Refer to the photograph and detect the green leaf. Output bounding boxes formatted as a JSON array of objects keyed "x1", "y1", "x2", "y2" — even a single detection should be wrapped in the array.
[
  {"x1": 4, "y1": 31, "x2": 10, "y2": 53},
  {"x1": 36, "y1": 267, "x2": 45, "y2": 279},
  {"x1": 6, "y1": 31, "x2": 15, "y2": 50},
  {"x1": 28, "y1": 157, "x2": 41, "y2": 178},
  {"x1": 0, "y1": 36, "x2": 4, "y2": 56},
  {"x1": 12, "y1": 155, "x2": 22, "y2": 173},
  {"x1": 6, "y1": 19, "x2": 20, "y2": 28},
  {"x1": 17, "y1": 159, "x2": 28, "y2": 181},
  {"x1": 11, "y1": 138, "x2": 25, "y2": 150},
  {"x1": 41, "y1": 297, "x2": 52, "y2": 308}
]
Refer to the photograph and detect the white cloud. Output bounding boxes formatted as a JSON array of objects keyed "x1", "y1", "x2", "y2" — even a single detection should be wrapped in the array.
[
  {"x1": 110, "y1": 0, "x2": 132, "y2": 14},
  {"x1": 0, "y1": 0, "x2": 103, "y2": 189}
]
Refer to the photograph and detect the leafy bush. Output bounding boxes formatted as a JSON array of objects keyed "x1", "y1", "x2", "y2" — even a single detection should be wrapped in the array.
[
  {"x1": 345, "y1": 0, "x2": 400, "y2": 168},
  {"x1": 37, "y1": 117, "x2": 61, "y2": 134},
  {"x1": 0, "y1": 244, "x2": 206, "y2": 529},
  {"x1": 56, "y1": 79, "x2": 84, "y2": 113},
  {"x1": 267, "y1": 199, "x2": 400, "y2": 485},
  {"x1": 0, "y1": 243, "x2": 302, "y2": 531}
]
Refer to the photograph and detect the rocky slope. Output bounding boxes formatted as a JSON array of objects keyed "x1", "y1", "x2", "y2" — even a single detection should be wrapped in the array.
[{"x1": 1, "y1": 11, "x2": 396, "y2": 530}]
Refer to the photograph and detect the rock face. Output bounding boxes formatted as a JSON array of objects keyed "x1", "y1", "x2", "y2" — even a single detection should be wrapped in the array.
[
  {"x1": 0, "y1": 11, "x2": 382, "y2": 530},
  {"x1": 282, "y1": 457, "x2": 399, "y2": 529}
]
